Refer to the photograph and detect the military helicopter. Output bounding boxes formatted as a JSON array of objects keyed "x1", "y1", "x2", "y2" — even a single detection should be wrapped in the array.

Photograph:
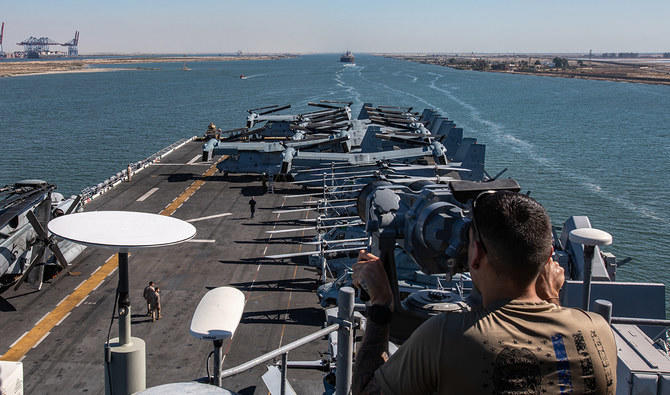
[
  {"x1": 208, "y1": 102, "x2": 487, "y2": 185},
  {"x1": 208, "y1": 101, "x2": 353, "y2": 144},
  {"x1": 264, "y1": 210, "x2": 366, "y2": 284},
  {"x1": 0, "y1": 180, "x2": 83, "y2": 290},
  {"x1": 246, "y1": 101, "x2": 352, "y2": 130},
  {"x1": 289, "y1": 143, "x2": 485, "y2": 187},
  {"x1": 214, "y1": 140, "x2": 456, "y2": 186}
]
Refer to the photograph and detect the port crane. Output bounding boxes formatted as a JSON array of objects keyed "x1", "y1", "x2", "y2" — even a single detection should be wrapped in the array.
[
  {"x1": 16, "y1": 30, "x2": 79, "y2": 58},
  {"x1": 0, "y1": 22, "x2": 5, "y2": 57},
  {"x1": 61, "y1": 31, "x2": 79, "y2": 56}
]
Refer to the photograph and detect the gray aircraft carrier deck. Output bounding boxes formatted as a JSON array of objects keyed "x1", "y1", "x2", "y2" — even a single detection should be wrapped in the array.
[{"x1": 0, "y1": 139, "x2": 327, "y2": 394}]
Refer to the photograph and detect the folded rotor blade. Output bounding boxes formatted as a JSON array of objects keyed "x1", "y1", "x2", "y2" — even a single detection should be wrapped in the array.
[
  {"x1": 302, "y1": 237, "x2": 368, "y2": 245},
  {"x1": 299, "y1": 215, "x2": 361, "y2": 222},
  {"x1": 265, "y1": 221, "x2": 362, "y2": 234},
  {"x1": 14, "y1": 244, "x2": 46, "y2": 290},
  {"x1": 264, "y1": 246, "x2": 363, "y2": 259},
  {"x1": 375, "y1": 134, "x2": 431, "y2": 146},
  {"x1": 302, "y1": 198, "x2": 357, "y2": 205},
  {"x1": 283, "y1": 190, "x2": 362, "y2": 198},
  {"x1": 248, "y1": 104, "x2": 280, "y2": 114},
  {"x1": 26, "y1": 209, "x2": 49, "y2": 241},
  {"x1": 265, "y1": 250, "x2": 324, "y2": 259},
  {"x1": 221, "y1": 127, "x2": 265, "y2": 141},
  {"x1": 273, "y1": 207, "x2": 317, "y2": 214},
  {"x1": 48, "y1": 243, "x2": 68, "y2": 269},
  {"x1": 64, "y1": 195, "x2": 82, "y2": 215},
  {"x1": 308, "y1": 102, "x2": 343, "y2": 110},
  {"x1": 321, "y1": 100, "x2": 353, "y2": 105},
  {"x1": 259, "y1": 104, "x2": 291, "y2": 115}
]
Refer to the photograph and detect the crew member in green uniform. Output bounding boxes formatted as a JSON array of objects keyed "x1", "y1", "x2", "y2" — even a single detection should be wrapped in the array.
[{"x1": 352, "y1": 191, "x2": 617, "y2": 395}]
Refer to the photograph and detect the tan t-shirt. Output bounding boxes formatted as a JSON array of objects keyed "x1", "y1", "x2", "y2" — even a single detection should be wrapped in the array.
[{"x1": 375, "y1": 300, "x2": 617, "y2": 394}]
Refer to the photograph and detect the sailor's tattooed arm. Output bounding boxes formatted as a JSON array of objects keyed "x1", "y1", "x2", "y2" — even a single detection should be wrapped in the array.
[{"x1": 352, "y1": 321, "x2": 390, "y2": 395}]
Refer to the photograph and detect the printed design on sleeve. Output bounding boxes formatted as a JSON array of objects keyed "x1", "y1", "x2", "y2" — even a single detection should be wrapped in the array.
[
  {"x1": 590, "y1": 330, "x2": 614, "y2": 391},
  {"x1": 572, "y1": 331, "x2": 596, "y2": 393},
  {"x1": 492, "y1": 346, "x2": 542, "y2": 394},
  {"x1": 551, "y1": 334, "x2": 573, "y2": 393}
]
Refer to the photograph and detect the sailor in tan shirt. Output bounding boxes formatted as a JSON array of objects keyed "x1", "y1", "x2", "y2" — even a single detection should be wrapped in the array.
[{"x1": 352, "y1": 191, "x2": 616, "y2": 394}]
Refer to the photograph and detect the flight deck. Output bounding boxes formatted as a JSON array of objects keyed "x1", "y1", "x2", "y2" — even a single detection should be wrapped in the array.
[
  {"x1": 3, "y1": 101, "x2": 669, "y2": 395},
  {"x1": 0, "y1": 139, "x2": 327, "y2": 394}
]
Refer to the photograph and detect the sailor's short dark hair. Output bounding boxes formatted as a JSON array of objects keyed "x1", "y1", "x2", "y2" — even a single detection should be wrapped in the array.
[{"x1": 475, "y1": 191, "x2": 552, "y2": 286}]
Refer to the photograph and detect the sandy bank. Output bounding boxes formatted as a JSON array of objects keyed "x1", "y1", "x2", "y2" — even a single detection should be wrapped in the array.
[
  {"x1": 384, "y1": 54, "x2": 670, "y2": 86},
  {"x1": 0, "y1": 55, "x2": 295, "y2": 78}
]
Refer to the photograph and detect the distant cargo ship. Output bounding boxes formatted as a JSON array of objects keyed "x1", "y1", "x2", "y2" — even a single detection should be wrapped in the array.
[{"x1": 340, "y1": 51, "x2": 354, "y2": 63}]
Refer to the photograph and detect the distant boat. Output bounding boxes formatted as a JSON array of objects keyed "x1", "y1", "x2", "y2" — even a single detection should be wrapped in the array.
[
  {"x1": 340, "y1": 51, "x2": 355, "y2": 63},
  {"x1": 182, "y1": 63, "x2": 191, "y2": 71},
  {"x1": 240, "y1": 74, "x2": 247, "y2": 80}
]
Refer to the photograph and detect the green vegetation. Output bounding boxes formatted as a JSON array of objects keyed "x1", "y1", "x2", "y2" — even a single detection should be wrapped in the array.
[{"x1": 552, "y1": 57, "x2": 569, "y2": 69}]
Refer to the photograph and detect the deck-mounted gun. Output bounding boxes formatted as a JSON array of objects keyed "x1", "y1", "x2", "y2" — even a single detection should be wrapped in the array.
[{"x1": 356, "y1": 178, "x2": 521, "y2": 339}]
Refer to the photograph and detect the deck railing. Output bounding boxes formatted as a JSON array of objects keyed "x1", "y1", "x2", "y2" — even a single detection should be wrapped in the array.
[
  {"x1": 81, "y1": 136, "x2": 195, "y2": 203},
  {"x1": 219, "y1": 287, "x2": 356, "y2": 395}
]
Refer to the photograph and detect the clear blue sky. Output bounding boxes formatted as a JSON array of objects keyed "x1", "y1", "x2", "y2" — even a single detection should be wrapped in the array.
[{"x1": 2, "y1": 0, "x2": 669, "y2": 54}]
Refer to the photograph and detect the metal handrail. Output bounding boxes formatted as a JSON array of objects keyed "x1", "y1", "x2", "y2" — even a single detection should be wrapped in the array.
[
  {"x1": 611, "y1": 317, "x2": 670, "y2": 326},
  {"x1": 592, "y1": 300, "x2": 670, "y2": 327},
  {"x1": 220, "y1": 324, "x2": 340, "y2": 378},
  {"x1": 81, "y1": 136, "x2": 194, "y2": 202},
  {"x1": 216, "y1": 287, "x2": 356, "y2": 395}
]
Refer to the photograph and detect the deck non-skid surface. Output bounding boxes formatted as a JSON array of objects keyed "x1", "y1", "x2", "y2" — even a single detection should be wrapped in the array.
[{"x1": 0, "y1": 141, "x2": 328, "y2": 394}]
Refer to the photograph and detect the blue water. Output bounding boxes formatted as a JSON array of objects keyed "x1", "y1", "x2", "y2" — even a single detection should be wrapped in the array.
[{"x1": 1, "y1": 54, "x2": 669, "y2": 309}]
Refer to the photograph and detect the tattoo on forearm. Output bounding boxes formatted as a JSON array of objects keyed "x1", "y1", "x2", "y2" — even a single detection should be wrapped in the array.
[{"x1": 352, "y1": 321, "x2": 390, "y2": 395}]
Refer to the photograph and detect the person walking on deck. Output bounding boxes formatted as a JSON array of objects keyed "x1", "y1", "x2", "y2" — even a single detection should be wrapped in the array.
[
  {"x1": 142, "y1": 281, "x2": 155, "y2": 316},
  {"x1": 153, "y1": 287, "x2": 162, "y2": 320},
  {"x1": 249, "y1": 196, "x2": 257, "y2": 218}
]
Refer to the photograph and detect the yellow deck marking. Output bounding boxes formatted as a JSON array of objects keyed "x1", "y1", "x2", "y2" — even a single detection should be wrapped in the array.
[
  {"x1": 0, "y1": 254, "x2": 118, "y2": 361},
  {"x1": 0, "y1": 155, "x2": 227, "y2": 362},
  {"x1": 159, "y1": 157, "x2": 225, "y2": 216}
]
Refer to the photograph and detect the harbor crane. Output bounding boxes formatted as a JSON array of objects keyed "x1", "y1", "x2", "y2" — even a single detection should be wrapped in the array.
[
  {"x1": 0, "y1": 22, "x2": 5, "y2": 57},
  {"x1": 16, "y1": 30, "x2": 79, "y2": 58},
  {"x1": 61, "y1": 31, "x2": 79, "y2": 56}
]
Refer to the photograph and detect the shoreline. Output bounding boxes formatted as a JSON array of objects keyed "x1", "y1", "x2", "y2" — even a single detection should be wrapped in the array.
[
  {"x1": 7, "y1": 67, "x2": 130, "y2": 78},
  {"x1": 0, "y1": 55, "x2": 296, "y2": 78},
  {"x1": 383, "y1": 54, "x2": 670, "y2": 86}
]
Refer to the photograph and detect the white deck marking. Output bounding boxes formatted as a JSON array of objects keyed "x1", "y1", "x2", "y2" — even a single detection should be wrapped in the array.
[
  {"x1": 75, "y1": 295, "x2": 89, "y2": 307},
  {"x1": 187, "y1": 154, "x2": 201, "y2": 164},
  {"x1": 9, "y1": 332, "x2": 28, "y2": 349},
  {"x1": 35, "y1": 312, "x2": 50, "y2": 326},
  {"x1": 32, "y1": 332, "x2": 50, "y2": 349},
  {"x1": 55, "y1": 312, "x2": 72, "y2": 327},
  {"x1": 137, "y1": 187, "x2": 160, "y2": 202},
  {"x1": 56, "y1": 295, "x2": 69, "y2": 307},
  {"x1": 186, "y1": 239, "x2": 216, "y2": 243},
  {"x1": 92, "y1": 279, "x2": 104, "y2": 291},
  {"x1": 186, "y1": 213, "x2": 232, "y2": 223}
]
